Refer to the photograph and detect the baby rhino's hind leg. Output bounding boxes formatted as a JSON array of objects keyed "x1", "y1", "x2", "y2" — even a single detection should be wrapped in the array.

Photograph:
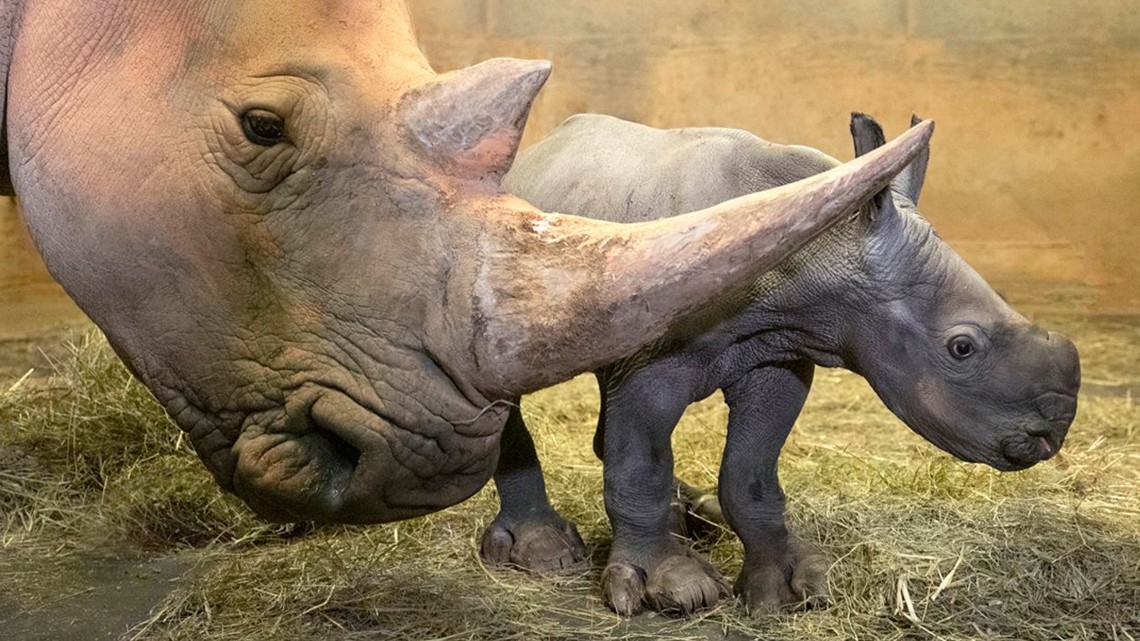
[
  {"x1": 481, "y1": 402, "x2": 586, "y2": 573},
  {"x1": 720, "y1": 361, "x2": 828, "y2": 615},
  {"x1": 669, "y1": 479, "x2": 725, "y2": 539}
]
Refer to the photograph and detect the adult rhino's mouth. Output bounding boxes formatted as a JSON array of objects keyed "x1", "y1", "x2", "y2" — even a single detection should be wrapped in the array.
[{"x1": 226, "y1": 387, "x2": 506, "y2": 524}]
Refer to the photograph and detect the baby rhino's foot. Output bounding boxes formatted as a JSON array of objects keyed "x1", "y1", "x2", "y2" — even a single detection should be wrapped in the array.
[
  {"x1": 666, "y1": 480, "x2": 726, "y2": 540},
  {"x1": 480, "y1": 512, "x2": 586, "y2": 573},
  {"x1": 736, "y1": 538, "x2": 829, "y2": 615},
  {"x1": 602, "y1": 545, "x2": 730, "y2": 617}
]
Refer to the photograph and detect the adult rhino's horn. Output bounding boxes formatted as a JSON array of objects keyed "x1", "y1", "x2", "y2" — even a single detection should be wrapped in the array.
[
  {"x1": 473, "y1": 120, "x2": 935, "y2": 396},
  {"x1": 401, "y1": 58, "x2": 552, "y2": 181}
]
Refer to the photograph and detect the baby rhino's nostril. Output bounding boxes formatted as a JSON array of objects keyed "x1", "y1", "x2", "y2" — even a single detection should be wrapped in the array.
[{"x1": 1034, "y1": 392, "x2": 1077, "y2": 423}]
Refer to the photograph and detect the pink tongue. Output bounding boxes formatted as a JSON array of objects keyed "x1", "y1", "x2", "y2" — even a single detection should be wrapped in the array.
[{"x1": 1038, "y1": 436, "x2": 1054, "y2": 456}]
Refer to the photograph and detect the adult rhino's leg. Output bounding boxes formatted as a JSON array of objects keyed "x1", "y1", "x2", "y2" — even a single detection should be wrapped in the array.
[
  {"x1": 600, "y1": 363, "x2": 729, "y2": 617},
  {"x1": 719, "y1": 361, "x2": 827, "y2": 615},
  {"x1": 481, "y1": 401, "x2": 586, "y2": 572}
]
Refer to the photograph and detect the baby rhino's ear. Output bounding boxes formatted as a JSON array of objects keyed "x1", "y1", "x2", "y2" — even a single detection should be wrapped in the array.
[
  {"x1": 893, "y1": 113, "x2": 930, "y2": 204},
  {"x1": 850, "y1": 112, "x2": 893, "y2": 213},
  {"x1": 850, "y1": 112, "x2": 931, "y2": 212},
  {"x1": 850, "y1": 112, "x2": 888, "y2": 159},
  {"x1": 400, "y1": 58, "x2": 552, "y2": 182}
]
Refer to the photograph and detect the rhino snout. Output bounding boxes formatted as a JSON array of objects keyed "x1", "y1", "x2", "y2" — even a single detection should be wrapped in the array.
[
  {"x1": 1003, "y1": 330, "x2": 1081, "y2": 466},
  {"x1": 1034, "y1": 391, "x2": 1077, "y2": 425},
  {"x1": 997, "y1": 390, "x2": 1077, "y2": 470},
  {"x1": 1047, "y1": 331, "x2": 1082, "y2": 395}
]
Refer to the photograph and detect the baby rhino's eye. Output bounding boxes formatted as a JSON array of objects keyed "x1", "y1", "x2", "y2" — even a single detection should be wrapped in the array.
[
  {"x1": 241, "y1": 109, "x2": 288, "y2": 146},
  {"x1": 949, "y1": 336, "x2": 976, "y2": 360}
]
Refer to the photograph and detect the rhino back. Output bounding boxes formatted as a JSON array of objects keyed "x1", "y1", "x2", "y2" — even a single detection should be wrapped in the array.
[{"x1": 505, "y1": 114, "x2": 840, "y2": 222}]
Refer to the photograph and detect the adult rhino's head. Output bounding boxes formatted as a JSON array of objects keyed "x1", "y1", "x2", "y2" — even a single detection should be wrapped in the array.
[
  {"x1": 838, "y1": 114, "x2": 1080, "y2": 471},
  {"x1": 0, "y1": 0, "x2": 930, "y2": 522}
]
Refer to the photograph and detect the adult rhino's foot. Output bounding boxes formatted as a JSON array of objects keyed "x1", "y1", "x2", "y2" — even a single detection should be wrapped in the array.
[
  {"x1": 736, "y1": 538, "x2": 829, "y2": 615},
  {"x1": 667, "y1": 480, "x2": 726, "y2": 540},
  {"x1": 602, "y1": 543, "x2": 730, "y2": 616},
  {"x1": 480, "y1": 511, "x2": 586, "y2": 573}
]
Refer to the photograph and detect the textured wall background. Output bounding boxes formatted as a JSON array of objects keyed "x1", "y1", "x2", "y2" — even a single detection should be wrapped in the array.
[
  {"x1": 411, "y1": 0, "x2": 1140, "y2": 313},
  {"x1": 2, "y1": 0, "x2": 1138, "y2": 328}
]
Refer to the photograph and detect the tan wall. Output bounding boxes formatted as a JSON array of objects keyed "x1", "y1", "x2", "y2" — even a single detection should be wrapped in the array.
[{"x1": 412, "y1": 0, "x2": 1140, "y2": 313}]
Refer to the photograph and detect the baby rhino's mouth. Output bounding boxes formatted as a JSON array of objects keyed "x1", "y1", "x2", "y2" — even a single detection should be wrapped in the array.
[
  {"x1": 1000, "y1": 430, "x2": 1061, "y2": 470},
  {"x1": 999, "y1": 392, "x2": 1076, "y2": 470}
]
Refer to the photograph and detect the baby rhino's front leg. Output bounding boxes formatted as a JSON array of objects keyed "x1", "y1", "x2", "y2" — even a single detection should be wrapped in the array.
[
  {"x1": 600, "y1": 365, "x2": 729, "y2": 616},
  {"x1": 720, "y1": 362, "x2": 828, "y2": 615}
]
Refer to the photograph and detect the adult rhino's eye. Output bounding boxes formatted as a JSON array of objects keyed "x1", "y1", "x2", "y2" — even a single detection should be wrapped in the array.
[
  {"x1": 949, "y1": 336, "x2": 976, "y2": 360},
  {"x1": 241, "y1": 109, "x2": 288, "y2": 146}
]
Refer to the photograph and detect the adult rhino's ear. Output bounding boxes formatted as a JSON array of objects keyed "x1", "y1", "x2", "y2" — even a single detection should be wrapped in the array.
[
  {"x1": 401, "y1": 58, "x2": 551, "y2": 182},
  {"x1": 1, "y1": 9, "x2": 15, "y2": 197},
  {"x1": 893, "y1": 113, "x2": 930, "y2": 204},
  {"x1": 0, "y1": 95, "x2": 12, "y2": 197}
]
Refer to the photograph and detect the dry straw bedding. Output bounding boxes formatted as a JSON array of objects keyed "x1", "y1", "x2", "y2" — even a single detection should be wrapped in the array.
[{"x1": 0, "y1": 315, "x2": 1137, "y2": 640}]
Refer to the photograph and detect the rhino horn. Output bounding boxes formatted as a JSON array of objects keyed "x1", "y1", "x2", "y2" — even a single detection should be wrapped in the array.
[
  {"x1": 472, "y1": 119, "x2": 936, "y2": 395},
  {"x1": 402, "y1": 58, "x2": 552, "y2": 181}
]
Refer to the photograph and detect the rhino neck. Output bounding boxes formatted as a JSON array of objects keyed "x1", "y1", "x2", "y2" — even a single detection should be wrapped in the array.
[{"x1": 740, "y1": 213, "x2": 874, "y2": 369}]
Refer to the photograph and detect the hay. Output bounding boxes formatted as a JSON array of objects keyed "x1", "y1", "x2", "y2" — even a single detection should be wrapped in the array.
[
  {"x1": 0, "y1": 332, "x2": 271, "y2": 548},
  {"x1": 1, "y1": 317, "x2": 1138, "y2": 640}
]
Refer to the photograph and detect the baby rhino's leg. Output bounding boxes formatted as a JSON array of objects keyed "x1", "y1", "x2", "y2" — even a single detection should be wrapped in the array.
[
  {"x1": 600, "y1": 363, "x2": 729, "y2": 617},
  {"x1": 481, "y1": 402, "x2": 585, "y2": 573},
  {"x1": 595, "y1": 379, "x2": 721, "y2": 540},
  {"x1": 720, "y1": 361, "x2": 828, "y2": 615}
]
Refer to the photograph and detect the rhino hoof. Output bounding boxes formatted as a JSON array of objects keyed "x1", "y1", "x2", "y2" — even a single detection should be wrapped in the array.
[
  {"x1": 480, "y1": 515, "x2": 586, "y2": 573},
  {"x1": 736, "y1": 540, "x2": 830, "y2": 615},
  {"x1": 602, "y1": 562, "x2": 647, "y2": 616},
  {"x1": 666, "y1": 481, "x2": 726, "y2": 540},
  {"x1": 644, "y1": 553, "x2": 731, "y2": 616},
  {"x1": 604, "y1": 547, "x2": 729, "y2": 617}
]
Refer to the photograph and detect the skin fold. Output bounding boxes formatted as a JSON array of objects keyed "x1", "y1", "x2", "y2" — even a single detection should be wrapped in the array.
[
  {"x1": 494, "y1": 113, "x2": 1081, "y2": 616},
  {"x1": 0, "y1": 1, "x2": 931, "y2": 524}
]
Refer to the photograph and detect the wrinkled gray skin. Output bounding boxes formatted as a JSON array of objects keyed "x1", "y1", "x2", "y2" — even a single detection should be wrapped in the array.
[
  {"x1": 0, "y1": 1, "x2": 933, "y2": 528},
  {"x1": 491, "y1": 114, "x2": 1081, "y2": 616}
]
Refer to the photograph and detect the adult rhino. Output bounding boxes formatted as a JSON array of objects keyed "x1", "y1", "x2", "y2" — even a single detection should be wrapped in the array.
[
  {"x1": 0, "y1": 2, "x2": 930, "y2": 524},
  {"x1": 495, "y1": 114, "x2": 1081, "y2": 615}
]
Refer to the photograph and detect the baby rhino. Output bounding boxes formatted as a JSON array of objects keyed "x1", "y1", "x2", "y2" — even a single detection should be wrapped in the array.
[{"x1": 483, "y1": 114, "x2": 1081, "y2": 616}]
